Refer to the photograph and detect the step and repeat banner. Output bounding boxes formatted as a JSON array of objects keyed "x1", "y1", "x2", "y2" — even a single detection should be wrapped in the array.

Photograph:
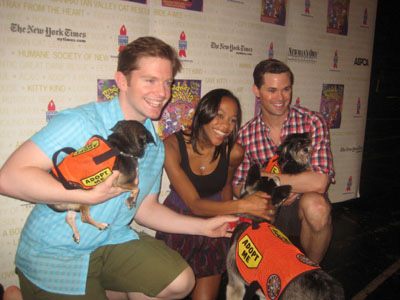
[{"x1": 0, "y1": 0, "x2": 377, "y2": 287}]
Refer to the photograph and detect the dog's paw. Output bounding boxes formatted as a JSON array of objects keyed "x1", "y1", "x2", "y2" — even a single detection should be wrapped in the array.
[
  {"x1": 73, "y1": 234, "x2": 80, "y2": 244},
  {"x1": 98, "y1": 223, "x2": 109, "y2": 230},
  {"x1": 126, "y1": 191, "x2": 138, "y2": 209},
  {"x1": 271, "y1": 176, "x2": 280, "y2": 186}
]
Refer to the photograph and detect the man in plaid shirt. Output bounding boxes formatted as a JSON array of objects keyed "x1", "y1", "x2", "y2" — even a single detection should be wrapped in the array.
[{"x1": 233, "y1": 59, "x2": 335, "y2": 264}]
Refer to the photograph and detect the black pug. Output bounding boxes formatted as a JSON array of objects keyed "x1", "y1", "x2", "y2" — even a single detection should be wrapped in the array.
[
  {"x1": 48, "y1": 120, "x2": 154, "y2": 243},
  {"x1": 226, "y1": 133, "x2": 344, "y2": 300}
]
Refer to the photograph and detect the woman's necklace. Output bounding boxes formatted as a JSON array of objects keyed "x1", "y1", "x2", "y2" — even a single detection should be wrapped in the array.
[
  {"x1": 198, "y1": 151, "x2": 213, "y2": 174},
  {"x1": 195, "y1": 140, "x2": 215, "y2": 174}
]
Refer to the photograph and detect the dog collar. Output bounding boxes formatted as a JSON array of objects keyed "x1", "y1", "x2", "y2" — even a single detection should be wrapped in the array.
[
  {"x1": 229, "y1": 216, "x2": 259, "y2": 230},
  {"x1": 118, "y1": 151, "x2": 138, "y2": 159}
]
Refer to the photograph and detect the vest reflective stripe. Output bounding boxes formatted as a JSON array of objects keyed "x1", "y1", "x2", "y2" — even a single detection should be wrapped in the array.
[
  {"x1": 235, "y1": 223, "x2": 320, "y2": 300},
  {"x1": 51, "y1": 136, "x2": 117, "y2": 190}
]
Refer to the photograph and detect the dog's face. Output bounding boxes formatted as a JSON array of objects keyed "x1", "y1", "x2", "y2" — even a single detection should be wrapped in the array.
[
  {"x1": 110, "y1": 120, "x2": 155, "y2": 158},
  {"x1": 276, "y1": 133, "x2": 312, "y2": 173}
]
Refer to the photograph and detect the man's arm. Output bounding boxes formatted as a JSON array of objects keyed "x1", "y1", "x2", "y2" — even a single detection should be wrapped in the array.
[
  {"x1": 0, "y1": 140, "x2": 128, "y2": 205},
  {"x1": 134, "y1": 193, "x2": 238, "y2": 238},
  {"x1": 270, "y1": 170, "x2": 330, "y2": 194}
]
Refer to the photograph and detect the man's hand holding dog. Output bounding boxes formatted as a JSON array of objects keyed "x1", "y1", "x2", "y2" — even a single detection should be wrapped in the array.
[{"x1": 88, "y1": 171, "x2": 131, "y2": 205}]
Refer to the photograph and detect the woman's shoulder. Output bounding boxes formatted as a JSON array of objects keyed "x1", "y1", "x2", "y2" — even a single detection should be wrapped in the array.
[
  {"x1": 163, "y1": 132, "x2": 178, "y2": 149},
  {"x1": 229, "y1": 143, "x2": 244, "y2": 166},
  {"x1": 164, "y1": 130, "x2": 190, "y2": 151}
]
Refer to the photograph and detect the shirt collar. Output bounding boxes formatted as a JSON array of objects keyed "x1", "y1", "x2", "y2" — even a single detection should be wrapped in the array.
[
  {"x1": 102, "y1": 96, "x2": 125, "y2": 133},
  {"x1": 255, "y1": 106, "x2": 293, "y2": 133}
]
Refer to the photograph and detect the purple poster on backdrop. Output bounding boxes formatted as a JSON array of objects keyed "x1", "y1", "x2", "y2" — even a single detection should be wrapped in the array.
[
  {"x1": 261, "y1": 0, "x2": 286, "y2": 26},
  {"x1": 97, "y1": 79, "x2": 119, "y2": 102},
  {"x1": 327, "y1": 0, "x2": 350, "y2": 35},
  {"x1": 122, "y1": 0, "x2": 147, "y2": 4},
  {"x1": 162, "y1": 0, "x2": 203, "y2": 12},
  {"x1": 320, "y1": 84, "x2": 344, "y2": 129},
  {"x1": 158, "y1": 79, "x2": 201, "y2": 139}
]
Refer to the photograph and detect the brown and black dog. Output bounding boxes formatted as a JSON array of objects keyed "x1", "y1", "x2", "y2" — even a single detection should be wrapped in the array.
[
  {"x1": 48, "y1": 120, "x2": 154, "y2": 243},
  {"x1": 226, "y1": 133, "x2": 344, "y2": 300}
]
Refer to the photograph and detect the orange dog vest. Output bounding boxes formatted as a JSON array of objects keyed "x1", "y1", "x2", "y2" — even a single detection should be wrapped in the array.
[
  {"x1": 51, "y1": 136, "x2": 120, "y2": 190},
  {"x1": 264, "y1": 153, "x2": 281, "y2": 174},
  {"x1": 235, "y1": 222, "x2": 320, "y2": 300}
]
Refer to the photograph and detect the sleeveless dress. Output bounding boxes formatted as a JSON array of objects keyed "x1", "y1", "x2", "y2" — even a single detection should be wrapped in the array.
[{"x1": 155, "y1": 131, "x2": 230, "y2": 278}]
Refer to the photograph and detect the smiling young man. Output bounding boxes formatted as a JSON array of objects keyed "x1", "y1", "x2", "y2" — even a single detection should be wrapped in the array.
[
  {"x1": 233, "y1": 59, "x2": 335, "y2": 264},
  {"x1": 0, "y1": 36, "x2": 237, "y2": 300}
]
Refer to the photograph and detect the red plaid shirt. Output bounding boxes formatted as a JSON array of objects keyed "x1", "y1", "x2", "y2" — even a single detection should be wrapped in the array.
[{"x1": 233, "y1": 105, "x2": 335, "y2": 186}]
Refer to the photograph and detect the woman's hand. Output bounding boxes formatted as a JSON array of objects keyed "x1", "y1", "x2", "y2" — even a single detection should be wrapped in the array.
[{"x1": 241, "y1": 191, "x2": 276, "y2": 221}]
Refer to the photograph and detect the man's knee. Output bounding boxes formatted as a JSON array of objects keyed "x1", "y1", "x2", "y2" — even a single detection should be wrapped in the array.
[
  {"x1": 300, "y1": 192, "x2": 331, "y2": 230},
  {"x1": 157, "y1": 266, "x2": 195, "y2": 299}
]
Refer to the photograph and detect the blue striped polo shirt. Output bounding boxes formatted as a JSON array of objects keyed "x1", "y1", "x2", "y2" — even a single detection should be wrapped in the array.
[{"x1": 15, "y1": 97, "x2": 164, "y2": 295}]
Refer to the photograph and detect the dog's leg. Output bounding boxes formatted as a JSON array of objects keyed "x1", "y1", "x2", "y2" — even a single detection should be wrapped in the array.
[
  {"x1": 125, "y1": 186, "x2": 139, "y2": 209},
  {"x1": 226, "y1": 282, "x2": 246, "y2": 300},
  {"x1": 271, "y1": 176, "x2": 280, "y2": 186},
  {"x1": 65, "y1": 210, "x2": 80, "y2": 243},
  {"x1": 226, "y1": 244, "x2": 247, "y2": 300},
  {"x1": 80, "y1": 205, "x2": 109, "y2": 231}
]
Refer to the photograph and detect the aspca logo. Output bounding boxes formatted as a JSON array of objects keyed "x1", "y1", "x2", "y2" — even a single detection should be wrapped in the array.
[
  {"x1": 238, "y1": 234, "x2": 263, "y2": 268},
  {"x1": 354, "y1": 57, "x2": 369, "y2": 66}
]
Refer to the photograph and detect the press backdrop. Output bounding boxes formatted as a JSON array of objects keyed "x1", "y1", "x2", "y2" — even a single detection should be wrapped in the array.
[{"x1": 0, "y1": 0, "x2": 377, "y2": 288}]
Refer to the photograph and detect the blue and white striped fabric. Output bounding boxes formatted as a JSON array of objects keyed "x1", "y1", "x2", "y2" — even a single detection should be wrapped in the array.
[{"x1": 15, "y1": 97, "x2": 164, "y2": 295}]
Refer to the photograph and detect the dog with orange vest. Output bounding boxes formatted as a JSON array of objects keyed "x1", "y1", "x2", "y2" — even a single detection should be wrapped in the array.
[
  {"x1": 226, "y1": 133, "x2": 344, "y2": 300},
  {"x1": 48, "y1": 120, "x2": 154, "y2": 243}
]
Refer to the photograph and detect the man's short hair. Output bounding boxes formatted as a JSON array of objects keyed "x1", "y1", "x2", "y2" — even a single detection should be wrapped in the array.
[
  {"x1": 118, "y1": 36, "x2": 182, "y2": 78},
  {"x1": 253, "y1": 59, "x2": 294, "y2": 88}
]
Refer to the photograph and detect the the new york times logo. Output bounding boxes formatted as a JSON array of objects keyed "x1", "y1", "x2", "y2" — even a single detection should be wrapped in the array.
[
  {"x1": 10, "y1": 23, "x2": 87, "y2": 42},
  {"x1": 287, "y1": 47, "x2": 318, "y2": 63},
  {"x1": 354, "y1": 57, "x2": 369, "y2": 66},
  {"x1": 210, "y1": 42, "x2": 252, "y2": 56},
  {"x1": 340, "y1": 146, "x2": 363, "y2": 153}
]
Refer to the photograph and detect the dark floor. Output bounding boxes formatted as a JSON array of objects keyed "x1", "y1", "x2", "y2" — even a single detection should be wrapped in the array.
[
  {"x1": 319, "y1": 197, "x2": 400, "y2": 300},
  {"x1": 214, "y1": 197, "x2": 400, "y2": 300}
]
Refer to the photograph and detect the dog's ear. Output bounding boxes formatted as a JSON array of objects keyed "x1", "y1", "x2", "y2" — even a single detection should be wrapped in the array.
[
  {"x1": 142, "y1": 129, "x2": 155, "y2": 145},
  {"x1": 245, "y1": 164, "x2": 261, "y2": 187},
  {"x1": 110, "y1": 121, "x2": 123, "y2": 132}
]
